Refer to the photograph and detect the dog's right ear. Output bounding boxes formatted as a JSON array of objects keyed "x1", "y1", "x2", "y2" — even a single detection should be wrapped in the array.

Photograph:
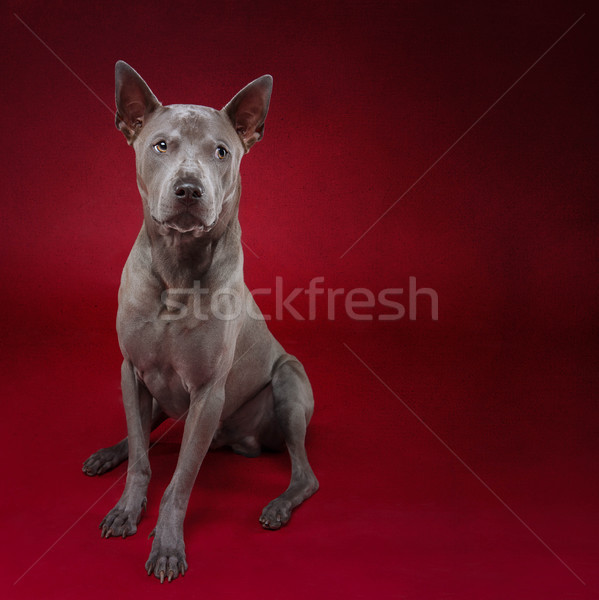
[{"x1": 115, "y1": 61, "x2": 161, "y2": 144}]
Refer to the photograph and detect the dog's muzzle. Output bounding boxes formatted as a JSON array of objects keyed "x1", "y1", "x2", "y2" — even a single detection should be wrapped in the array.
[{"x1": 152, "y1": 213, "x2": 217, "y2": 236}]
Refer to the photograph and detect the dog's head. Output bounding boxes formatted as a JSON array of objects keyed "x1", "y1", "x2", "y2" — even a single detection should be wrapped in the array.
[{"x1": 114, "y1": 61, "x2": 272, "y2": 238}]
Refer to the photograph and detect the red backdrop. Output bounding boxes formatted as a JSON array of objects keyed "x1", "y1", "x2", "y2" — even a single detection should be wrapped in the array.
[{"x1": 1, "y1": 1, "x2": 597, "y2": 598}]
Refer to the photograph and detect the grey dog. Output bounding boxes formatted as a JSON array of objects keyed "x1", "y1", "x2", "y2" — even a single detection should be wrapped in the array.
[{"x1": 83, "y1": 61, "x2": 318, "y2": 583}]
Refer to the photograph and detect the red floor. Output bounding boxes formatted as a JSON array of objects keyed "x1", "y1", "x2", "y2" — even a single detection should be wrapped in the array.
[{"x1": 2, "y1": 1, "x2": 597, "y2": 598}]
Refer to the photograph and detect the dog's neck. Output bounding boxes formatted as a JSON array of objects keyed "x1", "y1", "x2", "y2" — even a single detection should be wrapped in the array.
[{"x1": 142, "y1": 204, "x2": 243, "y2": 290}]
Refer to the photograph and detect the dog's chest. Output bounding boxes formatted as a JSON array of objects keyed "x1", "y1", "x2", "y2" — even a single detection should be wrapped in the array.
[{"x1": 118, "y1": 307, "x2": 219, "y2": 417}]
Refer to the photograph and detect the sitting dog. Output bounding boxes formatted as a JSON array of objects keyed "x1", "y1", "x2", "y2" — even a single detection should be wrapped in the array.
[{"x1": 83, "y1": 61, "x2": 318, "y2": 583}]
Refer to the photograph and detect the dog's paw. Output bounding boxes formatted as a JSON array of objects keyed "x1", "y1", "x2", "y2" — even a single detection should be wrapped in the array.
[
  {"x1": 259, "y1": 498, "x2": 292, "y2": 530},
  {"x1": 100, "y1": 501, "x2": 145, "y2": 539},
  {"x1": 145, "y1": 540, "x2": 188, "y2": 583},
  {"x1": 83, "y1": 443, "x2": 127, "y2": 476}
]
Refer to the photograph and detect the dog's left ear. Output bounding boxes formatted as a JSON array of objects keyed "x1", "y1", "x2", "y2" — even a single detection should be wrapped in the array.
[{"x1": 223, "y1": 75, "x2": 272, "y2": 152}]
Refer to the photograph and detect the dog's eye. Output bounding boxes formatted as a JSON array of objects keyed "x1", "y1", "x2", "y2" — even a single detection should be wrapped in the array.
[
  {"x1": 215, "y1": 146, "x2": 228, "y2": 160},
  {"x1": 153, "y1": 141, "x2": 168, "y2": 154}
]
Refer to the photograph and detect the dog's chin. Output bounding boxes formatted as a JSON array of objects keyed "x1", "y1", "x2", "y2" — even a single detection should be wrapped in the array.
[{"x1": 152, "y1": 214, "x2": 216, "y2": 237}]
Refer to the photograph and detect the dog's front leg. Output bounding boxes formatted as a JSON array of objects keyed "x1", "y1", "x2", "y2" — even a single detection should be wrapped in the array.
[
  {"x1": 100, "y1": 360, "x2": 152, "y2": 537},
  {"x1": 145, "y1": 383, "x2": 225, "y2": 583}
]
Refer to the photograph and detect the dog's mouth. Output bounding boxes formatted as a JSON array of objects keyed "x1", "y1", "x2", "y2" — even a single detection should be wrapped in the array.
[{"x1": 152, "y1": 214, "x2": 217, "y2": 236}]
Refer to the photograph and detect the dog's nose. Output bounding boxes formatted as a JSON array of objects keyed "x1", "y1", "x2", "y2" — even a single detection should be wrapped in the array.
[{"x1": 174, "y1": 181, "x2": 204, "y2": 206}]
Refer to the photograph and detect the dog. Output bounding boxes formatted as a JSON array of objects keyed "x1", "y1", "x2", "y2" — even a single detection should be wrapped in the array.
[{"x1": 82, "y1": 61, "x2": 318, "y2": 583}]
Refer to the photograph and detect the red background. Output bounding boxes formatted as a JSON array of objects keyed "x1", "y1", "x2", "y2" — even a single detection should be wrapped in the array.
[{"x1": 1, "y1": 1, "x2": 597, "y2": 598}]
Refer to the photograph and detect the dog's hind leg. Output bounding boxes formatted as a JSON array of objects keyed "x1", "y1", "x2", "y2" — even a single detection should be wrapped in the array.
[
  {"x1": 259, "y1": 355, "x2": 319, "y2": 529},
  {"x1": 82, "y1": 399, "x2": 167, "y2": 476}
]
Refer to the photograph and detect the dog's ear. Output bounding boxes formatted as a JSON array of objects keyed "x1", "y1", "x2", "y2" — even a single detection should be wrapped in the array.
[
  {"x1": 115, "y1": 61, "x2": 161, "y2": 144},
  {"x1": 223, "y1": 75, "x2": 272, "y2": 152}
]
